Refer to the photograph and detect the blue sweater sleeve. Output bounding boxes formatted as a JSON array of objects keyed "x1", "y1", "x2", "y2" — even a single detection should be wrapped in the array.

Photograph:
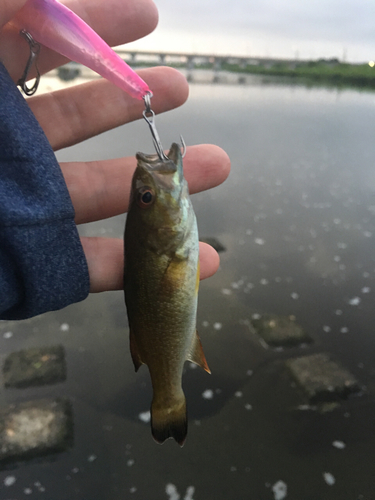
[{"x1": 0, "y1": 62, "x2": 90, "y2": 320}]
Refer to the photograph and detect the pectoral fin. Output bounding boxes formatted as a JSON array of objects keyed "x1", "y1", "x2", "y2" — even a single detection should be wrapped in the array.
[
  {"x1": 187, "y1": 331, "x2": 211, "y2": 374},
  {"x1": 129, "y1": 330, "x2": 144, "y2": 372}
]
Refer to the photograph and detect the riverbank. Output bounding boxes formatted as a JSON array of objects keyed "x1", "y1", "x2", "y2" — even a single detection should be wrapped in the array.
[
  {"x1": 52, "y1": 56, "x2": 375, "y2": 91},
  {"x1": 222, "y1": 60, "x2": 375, "y2": 89},
  {"x1": 129, "y1": 58, "x2": 375, "y2": 90}
]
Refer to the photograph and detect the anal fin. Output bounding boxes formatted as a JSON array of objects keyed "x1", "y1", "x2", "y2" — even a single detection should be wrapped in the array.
[
  {"x1": 187, "y1": 331, "x2": 211, "y2": 374},
  {"x1": 129, "y1": 330, "x2": 144, "y2": 372}
]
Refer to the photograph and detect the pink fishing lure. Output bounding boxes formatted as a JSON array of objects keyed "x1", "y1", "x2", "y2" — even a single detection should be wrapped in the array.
[{"x1": 11, "y1": 0, "x2": 150, "y2": 99}]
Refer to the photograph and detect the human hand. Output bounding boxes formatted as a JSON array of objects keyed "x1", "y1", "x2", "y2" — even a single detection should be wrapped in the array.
[{"x1": 0, "y1": 0, "x2": 230, "y2": 293}]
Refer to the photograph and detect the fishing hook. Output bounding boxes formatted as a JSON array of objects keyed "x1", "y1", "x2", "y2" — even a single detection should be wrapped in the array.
[
  {"x1": 143, "y1": 92, "x2": 186, "y2": 161},
  {"x1": 17, "y1": 30, "x2": 41, "y2": 96}
]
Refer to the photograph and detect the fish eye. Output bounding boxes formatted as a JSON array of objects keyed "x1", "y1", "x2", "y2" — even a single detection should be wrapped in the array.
[{"x1": 137, "y1": 187, "x2": 155, "y2": 208}]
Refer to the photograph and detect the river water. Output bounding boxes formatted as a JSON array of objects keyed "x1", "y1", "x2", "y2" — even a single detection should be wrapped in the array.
[{"x1": 0, "y1": 72, "x2": 375, "y2": 499}]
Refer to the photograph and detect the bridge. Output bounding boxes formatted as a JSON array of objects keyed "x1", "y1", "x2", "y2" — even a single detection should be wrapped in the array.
[
  {"x1": 56, "y1": 50, "x2": 314, "y2": 84},
  {"x1": 115, "y1": 49, "x2": 307, "y2": 71}
]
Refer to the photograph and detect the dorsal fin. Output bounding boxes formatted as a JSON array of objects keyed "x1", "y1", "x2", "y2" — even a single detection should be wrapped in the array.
[{"x1": 187, "y1": 331, "x2": 211, "y2": 374}]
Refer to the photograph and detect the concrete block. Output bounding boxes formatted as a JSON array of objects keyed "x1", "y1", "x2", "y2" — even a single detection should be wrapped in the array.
[
  {"x1": 3, "y1": 345, "x2": 66, "y2": 388},
  {"x1": 252, "y1": 314, "x2": 312, "y2": 347},
  {"x1": 286, "y1": 353, "x2": 360, "y2": 403},
  {"x1": 0, "y1": 399, "x2": 73, "y2": 463}
]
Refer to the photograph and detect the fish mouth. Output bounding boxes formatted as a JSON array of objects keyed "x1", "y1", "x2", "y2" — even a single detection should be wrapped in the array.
[
  {"x1": 166, "y1": 143, "x2": 181, "y2": 165},
  {"x1": 136, "y1": 143, "x2": 182, "y2": 172},
  {"x1": 136, "y1": 143, "x2": 184, "y2": 188}
]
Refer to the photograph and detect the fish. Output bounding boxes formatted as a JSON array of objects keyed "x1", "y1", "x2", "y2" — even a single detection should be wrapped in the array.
[
  {"x1": 10, "y1": 0, "x2": 150, "y2": 99},
  {"x1": 124, "y1": 143, "x2": 210, "y2": 446}
]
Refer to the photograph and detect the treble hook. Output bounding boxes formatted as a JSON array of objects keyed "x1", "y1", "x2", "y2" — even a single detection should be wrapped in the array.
[
  {"x1": 17, "y1": 30, "x2": 41, "y2": 96},
  {"x1": 142, "y1": 92, "x2": 186, "y2": 161}
]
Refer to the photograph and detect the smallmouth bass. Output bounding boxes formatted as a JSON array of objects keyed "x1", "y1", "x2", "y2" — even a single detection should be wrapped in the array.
[{"x1": 124, "y1": 143, "x2": 210, "y2": 446}]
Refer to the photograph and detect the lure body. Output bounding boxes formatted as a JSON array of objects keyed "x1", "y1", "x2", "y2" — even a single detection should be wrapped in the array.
[
  {"x1": 124, "y1": 144, "x2": 210, "y2": 446},
  {"x1": 11, "y1": 0, "x2": 150, "y2": 99}
]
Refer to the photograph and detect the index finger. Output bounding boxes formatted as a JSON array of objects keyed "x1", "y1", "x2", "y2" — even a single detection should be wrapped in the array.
[
  {"x1": 62, "y1": 144, "x2": 231, "y2": 225},
  {"x1": 0, "y1": 0, "x2": 27, "y2": 27}
]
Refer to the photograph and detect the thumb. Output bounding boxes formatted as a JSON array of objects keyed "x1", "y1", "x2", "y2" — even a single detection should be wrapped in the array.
[{"x1": 1, "y1": 0, "x2": 28, "y2": 29}]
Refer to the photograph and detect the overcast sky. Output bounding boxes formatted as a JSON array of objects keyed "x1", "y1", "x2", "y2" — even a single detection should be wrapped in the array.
[{"x1": 125, "y1": 0, "x2": 374, "y2": 63}]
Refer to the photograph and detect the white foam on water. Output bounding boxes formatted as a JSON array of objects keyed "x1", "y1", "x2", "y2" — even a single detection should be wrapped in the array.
[
  {"x1": 323, "y1": 472, "x2": 336, "y2": 485},
  {"x1": 332, "y1": 440, "x2": 346, "y2": 449},
  {"x1": 166, "y1": 483, "x2": 180, "y2": 500},
  {"x1": 138, "y1": 411, "x2": 151, "y2": 423},
  {"x1": 254, "y1": 238, "x2": 265, "y2": 245},
  {"x1": 34, "y1": 481, "x2": 46, "y2": 493},
  {"x1": 272, "y1": 480, "x2": 287, "y2": 500},
  {"x1": 4, "y1": 476, "x2": 16, "y2": 487},
  {"x1": 184, "y1": 486, "x2": 195, "y2": 500},
  {"x1": 202, "y1": 389, "x2": 214, "y2": 400},
  {"x1": 297, "y1": 404, "x2": 316, "y2": 411},
  {"x1": 348, "y1": 297, "x2": 361, "y2": 306}
]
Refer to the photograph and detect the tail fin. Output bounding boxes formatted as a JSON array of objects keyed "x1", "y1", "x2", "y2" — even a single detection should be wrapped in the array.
[{"x1": 151, "y1": 395, "x2": 187, "y2": 447}]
